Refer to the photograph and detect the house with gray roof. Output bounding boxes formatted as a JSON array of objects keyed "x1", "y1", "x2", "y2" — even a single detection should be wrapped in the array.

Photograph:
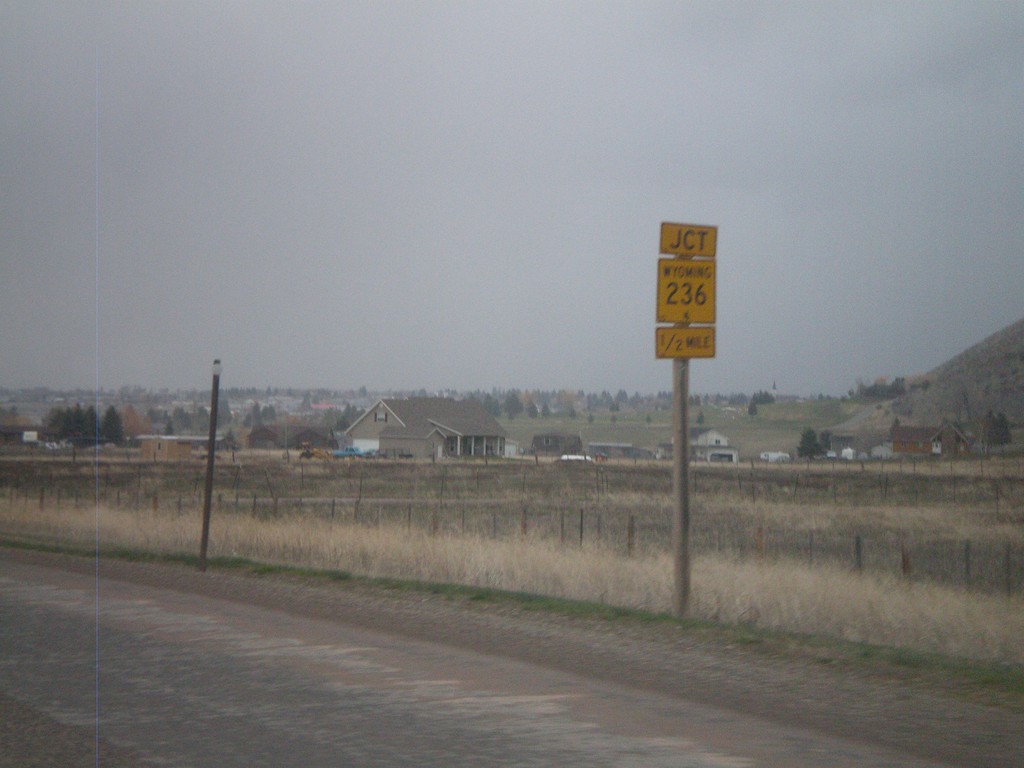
[{"x1": 346, "y1": 397, "x2": 506, "y2": 460}]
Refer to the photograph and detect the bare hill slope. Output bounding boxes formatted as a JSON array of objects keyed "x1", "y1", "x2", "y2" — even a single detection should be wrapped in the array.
[{"x1": 893, "y1": 317, "x2": 1024, "y2": 425}]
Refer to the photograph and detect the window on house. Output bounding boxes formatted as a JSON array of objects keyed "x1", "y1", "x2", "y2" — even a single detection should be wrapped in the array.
[{"x1": 375, "y1": 411, "x2": 387, "y2": 422}]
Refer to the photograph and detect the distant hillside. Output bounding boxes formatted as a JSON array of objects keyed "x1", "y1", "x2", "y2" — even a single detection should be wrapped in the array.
[{"x1": 892, "y1": 317, "x2": 1024, "y2": 426}]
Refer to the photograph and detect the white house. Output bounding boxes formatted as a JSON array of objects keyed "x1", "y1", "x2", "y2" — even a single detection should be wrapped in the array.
[{"x1": 690, "y1": 428, "x2": 739, "y2": 463}]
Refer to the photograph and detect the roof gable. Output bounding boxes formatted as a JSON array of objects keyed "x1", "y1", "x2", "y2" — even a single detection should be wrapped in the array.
[
  {"x1": 368, "y1": 397, "x2": 505, "y2": 439},
  {"x1": 346, "y1": 399, "x2": 405, "y2": 435}
]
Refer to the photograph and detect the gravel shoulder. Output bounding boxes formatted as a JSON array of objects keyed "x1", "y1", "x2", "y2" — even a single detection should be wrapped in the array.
[{"x1": 4, "y1": 546, "x2": 1023, "y2": 767}]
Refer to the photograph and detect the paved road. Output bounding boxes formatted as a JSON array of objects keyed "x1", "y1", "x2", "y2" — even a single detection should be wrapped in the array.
[{"x1": 0, "y1": 552, "x2": 996, "y2": 767}]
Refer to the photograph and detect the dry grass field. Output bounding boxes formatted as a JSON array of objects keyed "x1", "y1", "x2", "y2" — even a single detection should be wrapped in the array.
[{"x1": 2, "y1": 450, "x2": 1022, "y2": 664}]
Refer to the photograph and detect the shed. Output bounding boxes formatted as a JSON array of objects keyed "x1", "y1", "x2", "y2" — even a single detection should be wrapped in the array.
[
  {"x1": 139, "y1": 436, "x2": 195, "y2": 462},
  {"x1": 530, "y1": 433, "x2": 583, "y2": 456}
]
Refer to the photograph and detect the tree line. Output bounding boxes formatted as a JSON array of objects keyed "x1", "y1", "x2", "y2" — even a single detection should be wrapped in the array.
[{"x1": 45, "y1": 404, "x2": 123, "y2": 445}]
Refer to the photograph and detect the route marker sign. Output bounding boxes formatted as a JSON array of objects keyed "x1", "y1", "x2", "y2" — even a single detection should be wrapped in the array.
[
  {"x1": 659, "y1": 223, "x2": 717, "y2": 257},
  {"x1": 656, "y1": 258, "x2": 716, "y2": 324},
  {"x1": 655, "y1": 220, "x2": 719, "y2": 620},
  {"x1": 655, "y1": 326, "x2": 716, "y2": 359}
]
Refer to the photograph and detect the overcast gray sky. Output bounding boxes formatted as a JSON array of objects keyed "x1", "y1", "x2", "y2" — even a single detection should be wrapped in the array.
[{"x1": 2, "y1": 1, "x2": 1022, "y2": 396}]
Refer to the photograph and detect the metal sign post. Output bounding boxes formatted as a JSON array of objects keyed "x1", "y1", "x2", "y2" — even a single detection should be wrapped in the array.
[{"x1": 656, "y1": 223, "x2": 717, "y2": 618}]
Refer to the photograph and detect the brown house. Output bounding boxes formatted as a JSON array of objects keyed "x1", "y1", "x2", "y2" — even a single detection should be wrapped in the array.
[
  {"x1": 287, "y1": 426, "x2": 336, "y2": 450},
  {"x1": 346, "y1": 397, "x2": 506, "y2": 460},
  {"x1": 246, "y1": 425, "x2": 280, "y2": 449},
  {"x1": 891, "y1": 423, "x2": 971, "y2": 457}
]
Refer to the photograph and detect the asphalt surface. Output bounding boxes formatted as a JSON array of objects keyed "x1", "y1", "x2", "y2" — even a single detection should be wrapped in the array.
[{"x1": 1, "y1": 548, "x2": 1019, "y2": 767}]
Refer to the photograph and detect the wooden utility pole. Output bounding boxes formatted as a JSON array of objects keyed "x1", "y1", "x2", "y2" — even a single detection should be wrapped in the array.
[{"x1": 198, "y1": 359, "x2": 221, "y2": 572}]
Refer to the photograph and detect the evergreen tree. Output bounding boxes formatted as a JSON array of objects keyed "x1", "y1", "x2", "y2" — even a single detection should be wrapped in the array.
[
  {"x1": 797, "y1": 427, "x2": 822, "y2": 458},
  {"x1": 992, "y1": 411, "x2": 1012, "y2": 445},
  {"x1": 46, "y1": 404, "x2": 98, "y2": 439},
  {"x1": 504, "y1": 392, "x2": 523, "y2": 420},
  {"x1": 100, "y1": 406, "x2": 124, "y2": 445}
]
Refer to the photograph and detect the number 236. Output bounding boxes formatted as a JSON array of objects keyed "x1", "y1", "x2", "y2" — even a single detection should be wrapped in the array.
[{"x1": 664, "y1": 281, "x2": 707, "y2": 306}]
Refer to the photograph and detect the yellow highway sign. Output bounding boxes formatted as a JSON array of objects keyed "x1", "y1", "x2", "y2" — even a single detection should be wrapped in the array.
[
  {"x1": 656, "y1": 258, "x2": 715, "y2": 324},
  {"x1": 655, "y1": 326, "x2": 716, "y2": 359},
  {"x1": 660, "y1": 223, "x2": 717, "y2": 257}
]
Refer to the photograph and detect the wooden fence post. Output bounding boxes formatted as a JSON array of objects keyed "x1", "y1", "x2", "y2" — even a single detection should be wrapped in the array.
[
  {"x1": 627, "y1": 515, "x2": 635, "y2": 556},
  {"x1": 854, "y1": 534, "x2": 863, "y2": 572},
  {"x1": 356, "y1": 471, "x2": 365, "y2": 521},
  {"x1": 1006, "y1": 542, "x2": 1013, "y2": 596}
]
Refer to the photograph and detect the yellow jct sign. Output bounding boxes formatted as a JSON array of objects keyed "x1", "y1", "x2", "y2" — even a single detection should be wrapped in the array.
[
  {"x1": 660, "y1": 223, "x2": 717, "y2": 257},
  {"x1": 656, "y1": 258, "x2": 715, "y2": 324},
  {"x1": 655, "y1": 326, "x2": 716, "y2": 359}
]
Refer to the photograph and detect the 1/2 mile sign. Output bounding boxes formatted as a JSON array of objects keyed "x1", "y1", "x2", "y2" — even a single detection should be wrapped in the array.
[{"x1": 655, "y1": 326, "x2": 715, "y2": 359}]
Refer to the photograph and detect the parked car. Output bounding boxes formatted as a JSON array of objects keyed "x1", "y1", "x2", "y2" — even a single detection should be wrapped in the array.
[{"x1": 332, "y1": 446, "x2": 365, "y2": 458}]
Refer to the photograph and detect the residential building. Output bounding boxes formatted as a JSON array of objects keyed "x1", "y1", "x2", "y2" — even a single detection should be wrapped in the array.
[
  {"x1": 689, "y1": 427, "x2": 739, "y2": 463},
  {"x1": 891, "y1": 423, "x2": 971, "y2": 457},
  {"x1": 346, "y1": 397, "x2": 506, "y2": 460}
]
